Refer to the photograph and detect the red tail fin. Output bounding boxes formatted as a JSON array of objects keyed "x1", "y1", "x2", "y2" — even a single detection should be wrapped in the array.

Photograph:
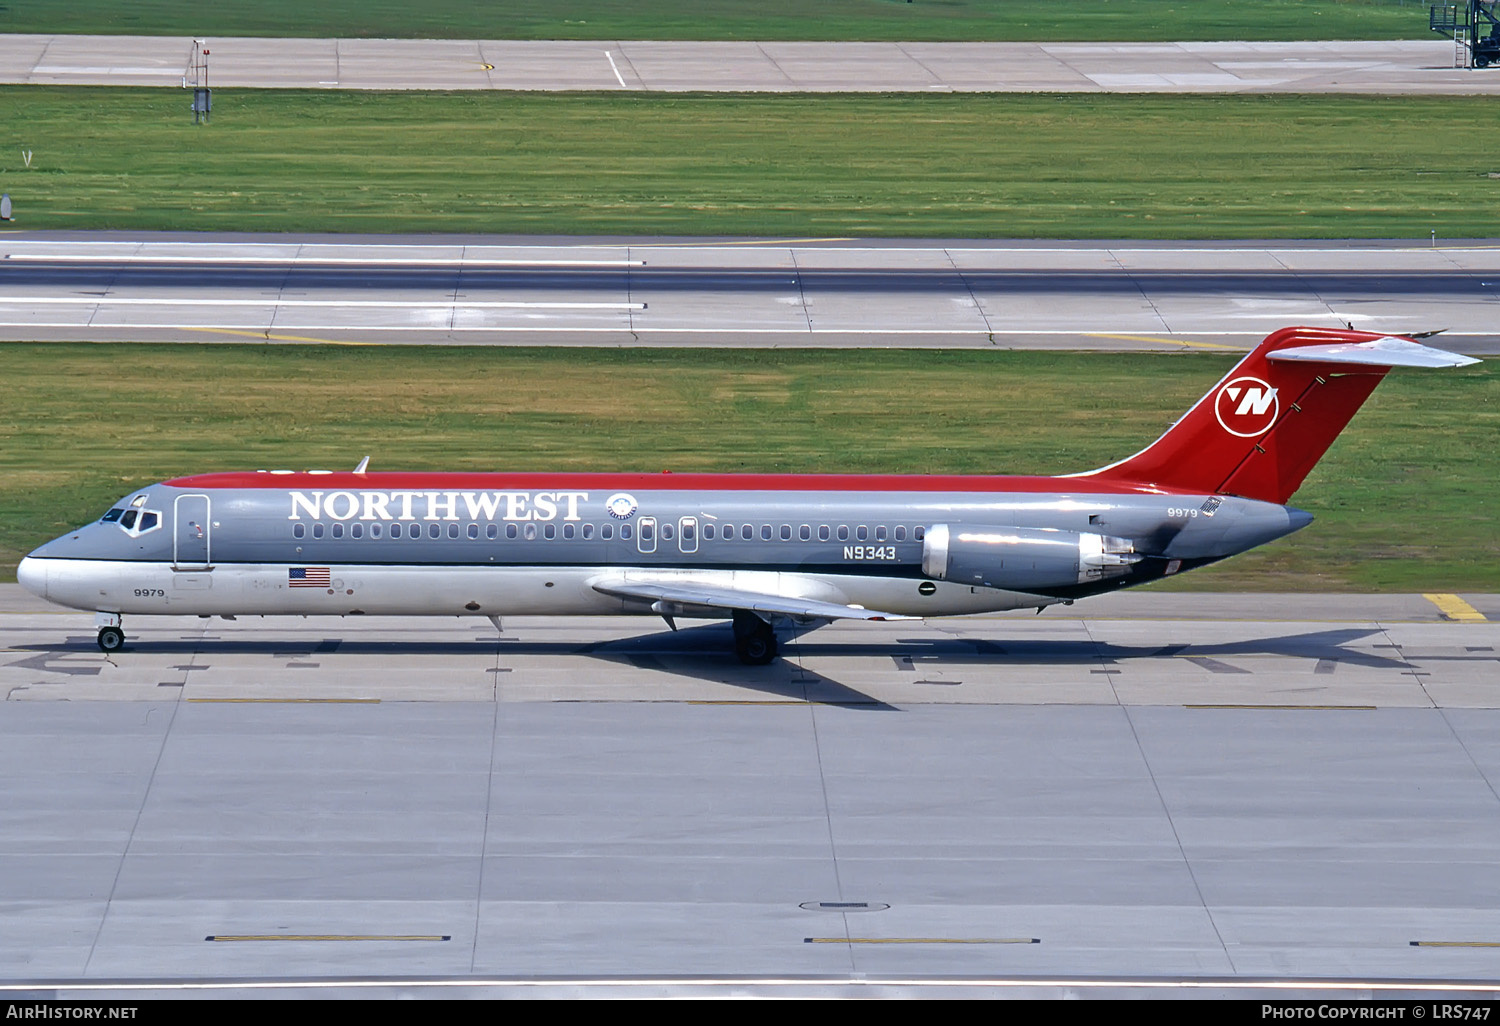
[{"x1": 1075, "y1": 327, "x2": 1478, "y2": 504}]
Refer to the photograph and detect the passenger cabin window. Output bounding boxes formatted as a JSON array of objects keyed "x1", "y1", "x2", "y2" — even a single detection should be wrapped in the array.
[
  {"x1": 780, "y1": 525, "x2": 791, "y2": 541},
  {"x1": 742, "y1": 525, "x2": 753, "y2": 541},
  {"x1": 818, "y1": 525, "x2": 830, "y2": 541},
  {"x1": 837, "y1": 525, "x2": 849, "y2": 541},
  {"x1": 799, "y1": 525, "x2": 811, "y2": 541},
  {"x1": 294, "y1": 523, "x2": 305, "y2": 539},
  {"x1": 391, "y1": 523, "x2": 402, "y2": 538},
  {"x1": 761, "y1": 525, "x2": 772, "y2": 541},
  {"x1": 895, "y1": 526, "x2": 906, "y2": 541},
  {"x1": 703, "y1": 524, "x2": 714, "y2": 540},
  {"x1": 351, "y1": 524, "x2": 363, "y2": 539}
]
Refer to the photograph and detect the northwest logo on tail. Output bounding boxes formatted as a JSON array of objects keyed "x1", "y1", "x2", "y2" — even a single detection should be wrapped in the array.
[{"x1": 1214, "y1": 376, "x2": 1279, "y2": 437}]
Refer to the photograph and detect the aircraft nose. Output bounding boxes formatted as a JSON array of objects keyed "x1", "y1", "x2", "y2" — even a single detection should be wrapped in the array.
[{"x1": 16, "y1": 556, "x2": 47, "y2": 599}]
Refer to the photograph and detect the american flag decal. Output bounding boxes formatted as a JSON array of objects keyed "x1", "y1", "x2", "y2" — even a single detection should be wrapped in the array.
[{"x1": 289, "y1": 567, "x2": 331, "y2": 588}]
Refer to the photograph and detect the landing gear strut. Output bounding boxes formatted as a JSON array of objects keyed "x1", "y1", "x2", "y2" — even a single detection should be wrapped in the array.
[{"x1": 732, "y1": 610, "x2": 778, "y2": 666}]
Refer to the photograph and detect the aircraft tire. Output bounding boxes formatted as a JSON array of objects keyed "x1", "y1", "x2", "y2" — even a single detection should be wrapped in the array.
[
  {"x1": 731, "y1": 609, "x2": 778, "y2": 665},
  {"x1": 735, "y1": 632, "x2": 777, "y2": 666},
  {"x1": 97, "y1": 626, "x2": 125, "y2": 652}
]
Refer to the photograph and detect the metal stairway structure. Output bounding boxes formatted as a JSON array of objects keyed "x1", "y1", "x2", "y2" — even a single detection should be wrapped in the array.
[{"x1": 1431, "y1": 2, "x2": 1500, "y2": 67}]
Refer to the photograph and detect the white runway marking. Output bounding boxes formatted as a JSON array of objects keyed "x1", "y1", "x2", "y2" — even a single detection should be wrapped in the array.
[
  {"x1": 31, "y1": 66, "x2": 181, "y2": 76},
  {"x1": 7, "y1": 240, "x2": 1493, "y2": 257},
  {"x1": 2, "y1": 298, "x2": 644, "y2": 310},
  {"x1": 0, "y1": 976, "x2": 1497, "y2": 995},
  {"x1": 4, "y1": 254, "x2": 646, "y2": 267},
  {"x1": 604, "y1": 50, "x2": 627, "y2": 89}
]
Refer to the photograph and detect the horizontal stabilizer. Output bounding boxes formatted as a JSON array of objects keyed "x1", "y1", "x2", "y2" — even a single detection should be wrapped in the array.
[
  {"x1": 1268, "y1": 336, "x2": 1480, "y2": 369},
  {"x1": 592, "y1": 578, "x2": 907, "y2": 622}
]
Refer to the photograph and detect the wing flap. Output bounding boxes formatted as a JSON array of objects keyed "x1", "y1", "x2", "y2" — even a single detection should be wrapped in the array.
[{"x1": 591, "y1": 578, "x2": 907, "y2": 622}]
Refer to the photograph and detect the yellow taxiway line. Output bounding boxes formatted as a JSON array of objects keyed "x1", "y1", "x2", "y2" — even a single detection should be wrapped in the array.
[
  {"x1": 1085, "y1": 332, "x2": 1243, "y2": 351},
  {"x1": 1422, "y1": 593, "x2": 1488, "y2": 622}
]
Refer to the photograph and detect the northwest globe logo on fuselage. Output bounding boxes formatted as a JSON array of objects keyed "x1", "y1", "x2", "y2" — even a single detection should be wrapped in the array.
[
  {"x1": 1214, "y1": 376, "x2": 1279, "y2": 438},
  {"x1": 606, "y1": 493, "x2": 638, "y2": 519}
]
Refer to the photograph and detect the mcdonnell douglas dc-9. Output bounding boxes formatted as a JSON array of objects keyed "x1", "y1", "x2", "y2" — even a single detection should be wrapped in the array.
[{"x1": 17, "y1": 327, "x2": 1479, "y2": 664}]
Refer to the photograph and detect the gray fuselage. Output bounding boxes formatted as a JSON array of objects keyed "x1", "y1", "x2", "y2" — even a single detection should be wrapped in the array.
[{"x1": 19, "y1": 471, "x2": 1310, "y2": 622}]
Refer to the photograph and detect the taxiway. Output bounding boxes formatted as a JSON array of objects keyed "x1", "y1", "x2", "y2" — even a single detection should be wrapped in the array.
[
  {"x1": 4, "y1": 234, "x2": 1498, "y2": 351},
  {"x1": 0, "y1": 36, "x2": 1492, "y2": 95}
]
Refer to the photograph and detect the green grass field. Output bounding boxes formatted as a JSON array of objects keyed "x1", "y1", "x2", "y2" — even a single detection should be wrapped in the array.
[
  {"x1": 2, "y1": 344, "x2": 1493, "y2": 592},
  {"x1": 0, "y1": 1, "x2": 1428, "y2": 42},
  {"x1": 0, "y1": 89, "x2": 1492, "y2": 238}
]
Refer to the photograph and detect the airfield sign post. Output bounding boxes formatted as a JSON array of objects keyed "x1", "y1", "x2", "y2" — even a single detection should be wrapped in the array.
[{"x1": 189, "y1": 41, "x2": 211, "y2": 123}]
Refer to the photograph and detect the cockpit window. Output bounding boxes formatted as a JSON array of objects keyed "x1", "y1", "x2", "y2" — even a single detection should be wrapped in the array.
[{"x1": 111, "y1": 506, "x2": 162, "y2": 537}]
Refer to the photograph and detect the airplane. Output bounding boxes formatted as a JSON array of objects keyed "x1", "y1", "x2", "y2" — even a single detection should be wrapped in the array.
[{"x1": 16, "y1": 326, "x2": 1479, "y2": 665}]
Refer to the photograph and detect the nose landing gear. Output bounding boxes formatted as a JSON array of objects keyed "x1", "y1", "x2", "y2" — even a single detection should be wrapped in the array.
[
  {"x1": 95, "y1": 612, "x2": 125, "y2": 652},
  {"x1": 732, "y1": 609, "x2": 778, "y2": 666}
]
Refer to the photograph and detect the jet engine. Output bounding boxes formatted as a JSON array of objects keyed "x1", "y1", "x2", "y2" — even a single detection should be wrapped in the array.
[{"x1": 921, "y1": 524, "x2": 1141, "y2": 591}]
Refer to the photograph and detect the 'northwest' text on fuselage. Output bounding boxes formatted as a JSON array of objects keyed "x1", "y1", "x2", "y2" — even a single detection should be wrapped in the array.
[{"x1": 288, "y1": 490, "x2": 591, "y2": 523}]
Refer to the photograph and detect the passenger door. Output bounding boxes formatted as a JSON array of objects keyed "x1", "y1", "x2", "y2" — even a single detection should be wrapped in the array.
[{"x1": 173, "y1": 494, "x2": 211, "y2": 569}]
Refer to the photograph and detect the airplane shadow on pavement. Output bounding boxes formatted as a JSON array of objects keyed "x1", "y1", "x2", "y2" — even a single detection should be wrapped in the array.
[{"x1": 7, "y1": 625, "x2": 1427, "y2": 707}]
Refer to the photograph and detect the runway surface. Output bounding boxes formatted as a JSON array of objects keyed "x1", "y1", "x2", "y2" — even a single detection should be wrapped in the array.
[
  {"x1": 3, "y1": 585, "x2": 1499, "y2": 997},
  {"x1": 0, "y1": 36, "x2": 1492, "y2": 94},
  {"x1": 4, "y1": 233, "x2": 1499, "y2": 352}
]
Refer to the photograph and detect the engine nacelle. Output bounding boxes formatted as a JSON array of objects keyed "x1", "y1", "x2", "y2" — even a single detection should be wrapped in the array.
[{"x1": 921, "y1": 524, "x2": 1141, "y2": 592}]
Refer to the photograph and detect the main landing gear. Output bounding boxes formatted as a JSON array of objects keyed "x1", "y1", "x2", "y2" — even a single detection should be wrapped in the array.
[
  {"x1": 732, "y1": 610, "x2": 778, "y2": 666},
  {"x1": 95, "y1": 612, "x2": 125, "y2": 653}
]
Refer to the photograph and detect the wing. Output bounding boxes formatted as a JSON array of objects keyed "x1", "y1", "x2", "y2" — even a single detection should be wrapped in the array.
[{"x1": 590, "y1": 577, "x2": 909, "y2": 622}]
